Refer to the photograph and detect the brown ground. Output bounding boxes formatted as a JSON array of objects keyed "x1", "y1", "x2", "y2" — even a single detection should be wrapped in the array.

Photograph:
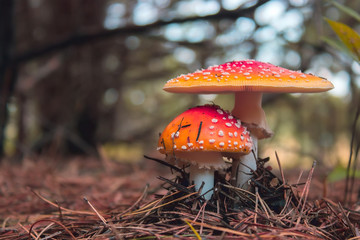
[{"x1": 0, "y1": 155, "x2": 359, "y2": 239}]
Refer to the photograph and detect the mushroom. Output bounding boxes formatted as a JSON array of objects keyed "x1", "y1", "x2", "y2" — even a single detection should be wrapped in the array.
[
  {"x1": 163, "y1": 60, "x2": 334, "y2": 189},
  {"x1": 157, "y1": 104, "x2": 252, "y2": 200}
]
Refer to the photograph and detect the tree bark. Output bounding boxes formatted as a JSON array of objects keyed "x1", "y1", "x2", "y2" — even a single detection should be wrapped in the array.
[{"x1": 0, "y1": 0, "x2": 16, "y2": 158}]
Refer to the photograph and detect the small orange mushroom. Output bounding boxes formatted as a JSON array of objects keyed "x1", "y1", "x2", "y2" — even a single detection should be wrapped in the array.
[{"x1": 158, "y1": 104, "x2": 252, "y2": 199}]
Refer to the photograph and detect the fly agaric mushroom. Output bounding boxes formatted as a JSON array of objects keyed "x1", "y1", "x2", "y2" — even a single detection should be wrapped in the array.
[
  {"x1": 163, "y1": 60, "x2": 334, "y2": 189},
  {"x1": 157, "y1": 104, "x2": 252, "y2": 200}
]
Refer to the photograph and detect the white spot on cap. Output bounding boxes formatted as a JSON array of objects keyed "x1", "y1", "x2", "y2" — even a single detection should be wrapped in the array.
[
  {"x1": 228, "y1": 132, "x2": 233, "y2": 137},
  {"x1": 173, "y1": 145, "x2": 177, "y2": 149},
  {"x1": 219, "y1": 142, "x2": 225, "y2": 147},
  {"x1": 234, "y1": 141, "x2": 238, "y2": 146},
  {"x1": 275, "y1": 74, "x2": 281, "y2": 78},
  {"x1": 235, "y1": 123, "x2": 241, "y2": 128},
  {"x1": 211, "y1": 118, "x2": 218, "y2": 123},
  {"x1": 187, "y1": 143, "x2": 193, "y2": 147},
  {"x1": 218, "y1": 130, "x2": 224, "y2": 137},
  {"x1": 209, "y1": 126, "x2": 215, "y2": 130},
  {"x1": 240, "y1": 135, "x2": 245, "y2": 141},
  {"x1": 243, "y1": 72, "x2": 250, "y2": 76},
  {"x1": 209, "y1": 139, "x2": 215, "y2": 144},
  {"x1": 157, "y1": 146, "x2": 163, "y2": 150},
  {"x1": 228, "y1": 115, "x2": 233, "y2": 119},
  {"x1": 200, "y1": 146, "x2": 204, "y2": 149},
  {"x1": 289, "y1": 75, "x2": 296, "y2": 79},
  {"x1": 198, "y1": 140, "x2": 204, "y2": 144},
  {"x1": 234, "y1": 131, "x2": 238, "y2": 137},
  {"x1": 175, "y1": 131, "x2": 180, "y2": 138},
  {"x1": 181, "y1": 145, "x2": 187, "y2": 150},
  {"x1": 217, "y1": 109, "x2": 224, "y2": 114},
  {"x1": 225, "y1": 122, "x2": 232, "y2": 127}
]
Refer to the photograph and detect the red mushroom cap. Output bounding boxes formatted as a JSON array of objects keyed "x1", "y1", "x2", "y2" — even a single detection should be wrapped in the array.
[
  {"x1": 158, "y1": 105, "x2": 252, "y2": 155},
  {"x1": 164, "y1": 60, "x2": 334, "y2": 93}
]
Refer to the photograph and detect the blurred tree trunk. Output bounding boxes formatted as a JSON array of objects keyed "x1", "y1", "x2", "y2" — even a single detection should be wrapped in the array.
[{"x1": 0, "y1": 0, "x2": 16, "y2": 159}]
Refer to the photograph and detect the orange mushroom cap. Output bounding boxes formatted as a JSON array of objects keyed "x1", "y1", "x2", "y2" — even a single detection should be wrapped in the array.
[
  {"x1": 158, "y1": 105, "x2": 252, "y2": 155},
  {"x1": 164, "y1": 60, "x2": 334, "y2": 93}
]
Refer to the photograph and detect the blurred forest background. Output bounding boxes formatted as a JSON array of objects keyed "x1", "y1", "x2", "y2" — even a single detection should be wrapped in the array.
[{"x1": 0, "y1": 0, "x2": 359, "y2": 175}]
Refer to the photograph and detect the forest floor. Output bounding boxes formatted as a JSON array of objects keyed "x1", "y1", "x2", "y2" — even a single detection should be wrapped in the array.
[{"x1": 0, "y1": 154, "x2": 359, "y2": 239}]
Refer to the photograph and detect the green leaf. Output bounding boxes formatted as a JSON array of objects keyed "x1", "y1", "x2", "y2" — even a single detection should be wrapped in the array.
[
  {"x1": 328, "y1": 165, "x2": 360, "y2": 183},
  {"x1": 327, "y1": 0, "x2": 360, "y2": 22},
  {"x1": 322, "y1": 36, "x2": 358, "y2": 61},
  {"x1": 326, "y1": 18, "x2": 360, "y2": 61}
]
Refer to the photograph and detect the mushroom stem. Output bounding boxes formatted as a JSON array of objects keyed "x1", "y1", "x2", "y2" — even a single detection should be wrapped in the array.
[
  {"x1": 230, "y1": 158, "x2": 240, "y2": 186},
  {"x1": 189, "y1": 165, "x2": 214, "y2": 200},
  {"x1": 231, "y1": 93, "x2": 268, "y2": 189},
  {"x1": 174, "y1": 151, "x2": 224, "y2": 200},
  {"x1": 235, "y1": 135, "x2": 258, "y2": 189},
  {"x1": 232, "y1": 92, "x2": 268, "y2": 130}
]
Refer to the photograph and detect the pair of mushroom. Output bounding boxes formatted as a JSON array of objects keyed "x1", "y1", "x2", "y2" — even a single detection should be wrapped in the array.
[{"x1": 158, "y1": 60, "x2": 333, "y2": 200}]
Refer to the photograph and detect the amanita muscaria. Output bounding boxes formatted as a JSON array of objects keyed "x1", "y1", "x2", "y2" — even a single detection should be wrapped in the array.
[
  {"x1": 158, "y1": 104, "x2": 252, "y2": 200},
  {"x1": 163, "y1": 60, "x2": 334, "y2": 189}
]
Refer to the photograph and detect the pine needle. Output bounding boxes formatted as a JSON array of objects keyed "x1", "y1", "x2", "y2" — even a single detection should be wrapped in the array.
[{"x1": 184, "y1": 219, "x2": 202, "y2": 240}]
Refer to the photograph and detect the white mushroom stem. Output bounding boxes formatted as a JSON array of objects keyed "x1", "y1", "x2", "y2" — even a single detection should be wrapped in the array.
[
  {"x1": 175, "y1": 151, "x2": 226, "y2": 200},
  {"x1": 233, "y1": 136, "x2": 258, "y2": 189},
  {"x1": 231, "y1": 92, "x2": 271, "y2": 189},
  {"x1": 189, "y1": 165, "x2": 214, "y2": 200},
  {"x1": 232, "y1": 92, "x2": 268, "y2": 130}
]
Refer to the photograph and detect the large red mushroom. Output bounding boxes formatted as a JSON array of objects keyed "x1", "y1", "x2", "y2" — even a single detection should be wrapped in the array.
[{"x1": 163, "y1": 60, "x2": 334, "y2": 189}]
